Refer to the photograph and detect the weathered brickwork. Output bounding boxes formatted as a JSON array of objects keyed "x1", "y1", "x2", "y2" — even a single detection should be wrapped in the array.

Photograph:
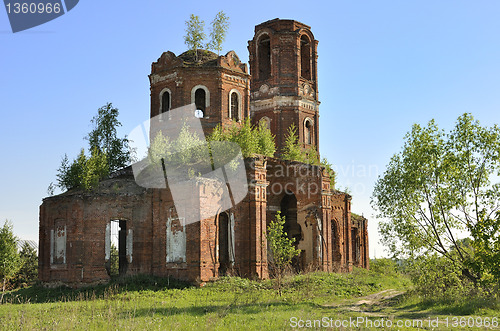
[{"x1": 39, "y1": 18, "x2": 368, "y2": 287}]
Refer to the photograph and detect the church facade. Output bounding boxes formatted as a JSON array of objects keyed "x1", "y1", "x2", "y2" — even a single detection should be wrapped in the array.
[{"x1": 39, "y1": 19, "x2": 369, "y2": 286}]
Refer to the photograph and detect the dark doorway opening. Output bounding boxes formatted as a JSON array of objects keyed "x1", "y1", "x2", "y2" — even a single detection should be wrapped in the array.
[
  {"x1": 218, "y1": 213, "x2": 230, "y2": 275},
  {"x1": 280, "y1": 193, "x2": 302, "y2": 271}
]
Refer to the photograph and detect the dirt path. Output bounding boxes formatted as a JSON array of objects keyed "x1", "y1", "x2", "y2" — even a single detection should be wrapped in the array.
[{"x1": 323, "y1": 289, "x2": 406, "y2": 317}]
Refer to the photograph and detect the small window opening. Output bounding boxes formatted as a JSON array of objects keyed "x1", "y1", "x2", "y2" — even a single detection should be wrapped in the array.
[{"x1": 195, "y1": 88, "x2": 206, "y2": 112}]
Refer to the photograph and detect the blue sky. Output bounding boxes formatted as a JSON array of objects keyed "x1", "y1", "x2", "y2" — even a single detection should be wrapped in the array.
[{"x1": 1, "y1": 1, "x2": 500, "y2": 258}]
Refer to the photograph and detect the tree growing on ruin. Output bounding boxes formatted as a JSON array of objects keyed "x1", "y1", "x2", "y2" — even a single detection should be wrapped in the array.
[
  {"x1": 267, "y1": 211, "x2": 300, "y2": 295},
  {"x1": 207, "y1": 11, "x2": 230, "y2": 55},
  {"x1": 55, "y1": 103, "x2": 130, "y2": 192},
  {"x1": 372, "y1": 113, "x2": 500, "y2": 285},
  {"x1": 0, "y1": 220, "x2": 21, "y2": 302},
  {"x1": 184, "y1": 14, "x2": 206, "y2": 61}
]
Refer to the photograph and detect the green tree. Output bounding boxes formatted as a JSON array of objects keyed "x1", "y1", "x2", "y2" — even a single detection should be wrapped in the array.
[
  {"x1": 184, "y1": 14, "x2": 206, "y2": 61},
  {"x1": 86, "y1": 103, "x2": 131, "y2": 173},
  {"x1": 281, "y1": 124, "x2": 306, "y2": 163},
  {"x1": 12, "y1": 242, "x2": 38, "y2": 288},
  {"x1": 267, "y1": 211, "x2": 301, "y2": 295},
  {"x1": 256, "y1": 119, "x2": 276, "y2": 157},
  {"x1": 207, "y1": 11, "x2": 230, "y2": 55},
  {"x1": 372, "y1": 113, "x2": 500, "y2": 283},
  {"x1": 0, "y1": 221, "x2": 21, "y2": 301},
  {"x1": 55, "y1": 103, "x2": 129, "y2": 192}
]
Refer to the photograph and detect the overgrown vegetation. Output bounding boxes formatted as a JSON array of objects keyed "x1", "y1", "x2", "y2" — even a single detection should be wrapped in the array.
[
  {"x1": 0, "y1": 270, "x2": 411, "y2": 329},
  {"x1": 209, "y1": 118, "x2": 276, "y2": 158},
  {"x1": 281, "y1": 124, "x2": 337, "y2": 188},
  {"x1": 266, "y1": 211, "x2": 300, "y2": 295},
  {"x1": 53, "y1": 103, "x2": 131, "y2": 192}
]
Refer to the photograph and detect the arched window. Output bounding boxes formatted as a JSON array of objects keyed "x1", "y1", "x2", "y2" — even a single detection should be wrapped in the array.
[
  {"x1": 304, "y1": 118, "x2": 313, "y2": 145},
  {"x1": 191, "y1": 85, "x2": 210, "y2": 114},
  {"x1": 161, "y1": 90, "x2": 170, "y2": 114},
  {"x1": 229, "y1": 90, "x2": 241, "y2": 121},
  {"x1": 259, "y1": 116, "x2": 271, "y2": 130},
  {"x1": 258, "y1": 34, "x2": 271, "y2": 80},
  {"x1": 300, "y1": 35, "x2": 311, "y2": 80}
]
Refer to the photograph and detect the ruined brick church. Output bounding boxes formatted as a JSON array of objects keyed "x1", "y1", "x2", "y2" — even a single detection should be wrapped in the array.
[{"x1": 39, "y1": 19, "x2": 369, "y2": 286}]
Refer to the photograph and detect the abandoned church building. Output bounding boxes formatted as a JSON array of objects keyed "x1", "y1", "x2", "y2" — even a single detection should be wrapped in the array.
[{"x1": 39, "y1": 19, "x2": 369, "y2": 286}]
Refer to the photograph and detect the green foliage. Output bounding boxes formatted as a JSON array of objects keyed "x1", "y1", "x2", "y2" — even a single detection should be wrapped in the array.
[
  {"x1": 109, "y1": 244, "x2": 119, "y2": 277},
  {"x1": 281, "y1": 124, "x2": 306, "y2": 162},
  {"x1": 0, "y1": 220, "x2": 21, "y2": 300},
  {"x1": 267, "y1": 212, "x2": 300, "y2": 294},
  {"x1": 208, "y1": 118, "x2": 276, "y2": 158},
  {"x1": 256, "y1": 120, "x2": 276, "y2": 157},
  {"x1": 370, "y1": 258, "x2": 400, "y2": 278},
  {"x1": 149, "y1": 124, "x2": 209, "y2": 179},
  {"x1": 408, "y1": 254, "x2": 476, "y2": 301},
  {"x1": 469, "y1": 211, "x2": 500, "y2": 287},
  {"x1": 320, "y1": 157, "x2": 336, "y2": 189},
  {"x1": 55, "y1": 103, "x2": 129, "y2": 192},
  {"x1": 280, "y1": 124, "x2": 336, "y2": 188},
  {"x1": 372, "y1": 113, "x2": 500, "y2": 283},
  {"x1": 184, "y1": 14, "x2": 206, "y2": 59},
  {"x1": 11, "y1": 242, "x2": 38, "y2": 289},
  {"x1": 57, "y1": 148, "x2": 109, "y2": 191},
  {"x1": 207, "y1": 11, "x2": 229, "y2": 55},
  {"x1": 86, "y1": 103, "x2": 131, "y2": 173}
]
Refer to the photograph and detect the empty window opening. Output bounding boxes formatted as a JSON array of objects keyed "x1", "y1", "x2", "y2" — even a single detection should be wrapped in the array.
[
  {"x1": 161, "y1": 91, "x2": 170, "y2": 114},
  {"x1": 305, "y1": 119, "x2": 313, "y2": 145},
  {"x1": 230, "y1": 92, "x2": 240, "y2": 121},
  {"x1": 300, "y1": 35, "x2": 311, "y2": 80},
  {"x1": 106, "y1": 220, "x2": 127, "y2": 277},
  {"x1": 258, "y1": 35, "x2": 271, "y2": 80},
  {"x1": 195, "y1": 88, "x2": 206, "y2": 112}
]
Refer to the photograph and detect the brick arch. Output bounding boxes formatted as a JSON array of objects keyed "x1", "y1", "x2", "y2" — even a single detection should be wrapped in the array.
[{"x1": 191, "y1": 85, "x2": 210, "y2": 111}]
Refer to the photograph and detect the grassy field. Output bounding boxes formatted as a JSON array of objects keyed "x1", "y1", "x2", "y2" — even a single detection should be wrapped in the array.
[{"x1": 0, "y1": 268, "x2": 498, "y2": 330}]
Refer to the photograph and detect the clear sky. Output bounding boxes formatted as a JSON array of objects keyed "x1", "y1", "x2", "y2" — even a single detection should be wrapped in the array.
[{"x1": 2, "y1": 1, "x2": 500, "y2": 258}]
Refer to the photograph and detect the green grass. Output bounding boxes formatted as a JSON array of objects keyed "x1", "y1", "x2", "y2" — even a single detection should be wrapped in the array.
[{"x1": 0, "y1": 268, "x2": 497, "y2": 330}]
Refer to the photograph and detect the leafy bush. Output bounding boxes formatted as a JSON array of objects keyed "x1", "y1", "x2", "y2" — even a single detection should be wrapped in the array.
[
  {"x1": 370, "y1": 258, "x2": 400, "y2": 278},
  {"x1": 408, "y1": 254, "x2": 476, "y2": 301},
  {"x1": 209, "y1": 118, "x2": 276, "y2": 157}
]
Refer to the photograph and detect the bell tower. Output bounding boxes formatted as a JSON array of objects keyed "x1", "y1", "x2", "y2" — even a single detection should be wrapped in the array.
[{"x1": 248, "y1": 19, "x2": 320, "y2": 154}]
